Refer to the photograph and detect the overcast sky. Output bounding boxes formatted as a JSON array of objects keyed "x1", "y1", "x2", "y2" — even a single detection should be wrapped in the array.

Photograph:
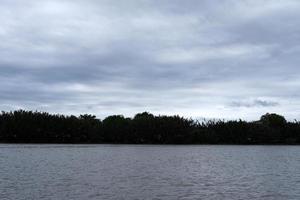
[{"x1": 1, "y1": 0, "x2": 300, "y2": 120}]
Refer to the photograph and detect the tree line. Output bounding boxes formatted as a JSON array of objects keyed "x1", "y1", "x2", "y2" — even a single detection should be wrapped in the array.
[{"x1": 0, "y1": 110, "x2": 299, "y2": 144}]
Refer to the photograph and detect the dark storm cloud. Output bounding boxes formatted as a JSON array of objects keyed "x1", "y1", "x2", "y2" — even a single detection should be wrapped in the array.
[{"x1": 1, "y1": 0, "x2": 300, "y2": 120}]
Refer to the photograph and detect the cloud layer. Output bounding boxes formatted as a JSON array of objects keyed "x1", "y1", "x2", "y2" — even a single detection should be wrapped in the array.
[{"x1": 1, "y1": 0, "x2": 300, "y2": 120}]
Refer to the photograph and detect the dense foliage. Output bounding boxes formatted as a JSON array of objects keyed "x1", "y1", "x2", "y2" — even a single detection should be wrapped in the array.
[{"x1": 0, "y1": 110, "x2": 299, "y2": 144}]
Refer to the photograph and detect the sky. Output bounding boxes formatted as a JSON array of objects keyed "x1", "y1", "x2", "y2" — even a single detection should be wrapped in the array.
[{"x1": 1, "y1": 0, "x2": 300, "y2": 120}]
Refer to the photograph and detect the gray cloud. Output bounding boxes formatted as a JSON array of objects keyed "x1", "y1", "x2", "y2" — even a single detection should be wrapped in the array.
[
  {"x1": 230, "y1": 99, "x2": 279, "y2": 108},
  {"x1": 0, "y1": 0, "x2": 300, "y2": 120}
]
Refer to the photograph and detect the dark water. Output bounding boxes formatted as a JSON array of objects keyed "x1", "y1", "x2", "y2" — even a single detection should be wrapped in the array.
[{"x1": 1, "y1": 145, "x2": 300, "y2": 200}]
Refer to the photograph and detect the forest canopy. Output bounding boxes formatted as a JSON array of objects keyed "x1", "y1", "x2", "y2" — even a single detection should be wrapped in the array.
[{"x1": 0, "y1": 110, "x2": 299, "y2": 144}]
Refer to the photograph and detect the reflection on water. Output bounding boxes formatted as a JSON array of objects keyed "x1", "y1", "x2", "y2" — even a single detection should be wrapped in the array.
[{"x1": 1, "y1": 145, "x2": 300, "y2": 200}]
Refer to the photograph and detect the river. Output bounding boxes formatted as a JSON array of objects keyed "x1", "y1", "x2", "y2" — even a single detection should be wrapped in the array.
[{"x1": 1, "y1": 145, "x2": 300, "y2": 199}]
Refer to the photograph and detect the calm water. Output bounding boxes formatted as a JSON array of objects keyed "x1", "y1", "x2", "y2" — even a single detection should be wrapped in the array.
[{"x1": 1, "y1": 145, "x2": 300, "y2": 200}]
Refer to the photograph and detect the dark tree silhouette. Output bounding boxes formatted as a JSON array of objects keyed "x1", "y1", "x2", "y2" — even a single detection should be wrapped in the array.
[
  {"x1": 0, "y1": 110, "x2": 299, "y2": 144},
  {"x1": 260, "y1": 113, "x2": 287, "y2": 127}
]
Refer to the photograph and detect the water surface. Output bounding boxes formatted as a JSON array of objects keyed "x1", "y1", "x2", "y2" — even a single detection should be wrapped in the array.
[{"x1": 1, "y1": 145, "x2": 300, "y2": 200}]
